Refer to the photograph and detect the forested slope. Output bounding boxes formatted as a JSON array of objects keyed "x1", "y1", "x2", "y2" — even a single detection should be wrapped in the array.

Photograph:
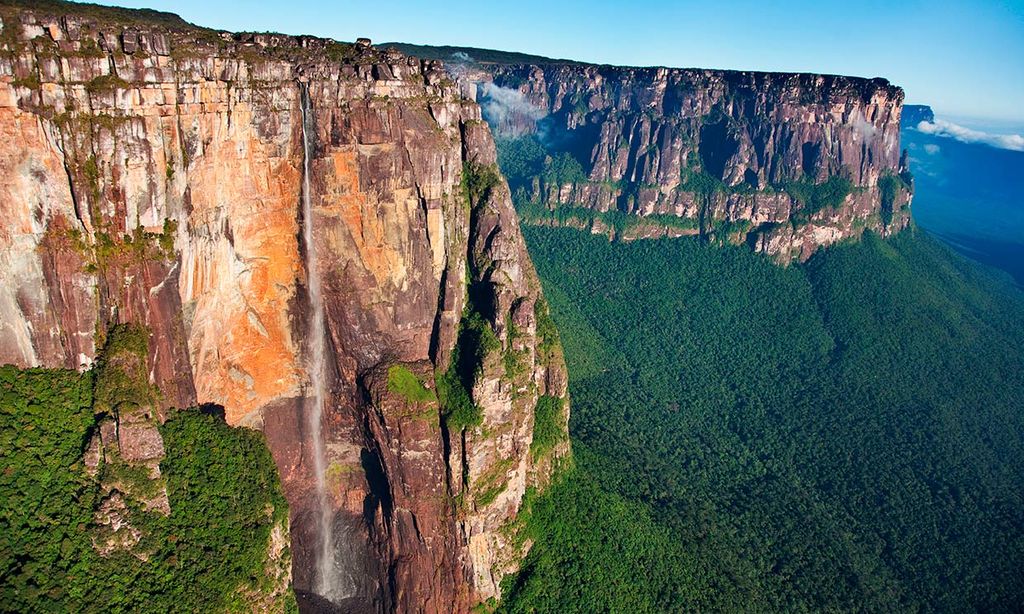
[
  {"x1": 499, "y1": 228, "x2": 1024, "y2": 612},
  {"x1": 0, "y1": 330, "x2": 292, "y2": 612}
]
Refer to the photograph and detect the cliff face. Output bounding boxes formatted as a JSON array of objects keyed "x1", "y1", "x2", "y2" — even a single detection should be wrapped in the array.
[
  {"x1": 453, "y1": 57, "x2": 913, "y2": 260},
  {"x1": 0, "y1": 5, "x2": 568, "y2": 612},
  {"x1": 901, "y1": 104, "x2": 934, "y2": 128}
]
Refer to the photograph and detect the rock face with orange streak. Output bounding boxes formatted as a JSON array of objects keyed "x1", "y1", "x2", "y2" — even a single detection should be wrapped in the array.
[
  {"x1": 0, "y1": 3, "x2": 569, "y2": 612},
  {"x1": 0, "y1": 101, "x2": 95, "y2": 368}
]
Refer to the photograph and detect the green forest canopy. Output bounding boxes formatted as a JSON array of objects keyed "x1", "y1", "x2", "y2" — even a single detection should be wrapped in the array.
[
  {"x1": 0, "y1": 360, "x2": 291, "y2": 612},
  {"x1": 499, "y1": 227, "x2": 1024, "y2": 613}
]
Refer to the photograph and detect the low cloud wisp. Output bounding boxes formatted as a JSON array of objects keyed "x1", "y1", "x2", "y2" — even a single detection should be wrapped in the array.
[
  {"x1": 479, "y1": 82, "x2": 547, "y2": 138},
  {"x1": 916, "y1": 119, "x2": 1024, "y2": 152},
  {"x1": 851, "y1": 110, "x2": 877, "y2": 142},
  {"x1": 443, "y1": 51, "x2": 547, "y2": 138}
]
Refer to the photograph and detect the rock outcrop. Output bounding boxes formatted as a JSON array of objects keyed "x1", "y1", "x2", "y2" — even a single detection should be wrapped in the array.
[
  {"x1": 401, "y1": 47, "x2": 914, "y2": 260},
  {"x1": 0, "y1": 3, "x2": 569, "y2": 612},
  {"x1": 901, "y1": 104, "x2": 934, "y2": 129}
]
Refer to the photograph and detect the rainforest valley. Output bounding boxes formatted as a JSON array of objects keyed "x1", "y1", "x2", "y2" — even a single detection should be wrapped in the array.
[{"x1": 495, "y1": 226, "x2": 1024, "y2": 612}]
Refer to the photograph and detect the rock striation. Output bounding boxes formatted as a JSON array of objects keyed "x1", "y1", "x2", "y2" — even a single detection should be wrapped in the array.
[
  {"x1": 409, "y1": 47, "x2": 915, "y2": 260},
  {"x1": 0, "y1": 3, "x2": 569, "y2": 612}
]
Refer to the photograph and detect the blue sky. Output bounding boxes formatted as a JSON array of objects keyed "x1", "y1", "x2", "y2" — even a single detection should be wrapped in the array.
[{"x1": 98, "y1": 0, "x2": 1024, "y2": 123}]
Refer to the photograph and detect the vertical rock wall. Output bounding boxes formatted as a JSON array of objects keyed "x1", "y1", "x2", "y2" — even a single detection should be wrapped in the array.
[
  {"x1": 460, "y1": 60, "x2": 914, "y2": 260},
  {"x1": 0, "y1": 5, "x2": 569, "y2": 612}
]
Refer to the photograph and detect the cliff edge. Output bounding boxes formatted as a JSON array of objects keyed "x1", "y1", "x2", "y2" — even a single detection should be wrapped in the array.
[
  {"x1": 389, "y1": 44, "x2": 914, "y2": 260},
  {"x1": 0, "y1": 2, "x2": 569, "y2": 611}
]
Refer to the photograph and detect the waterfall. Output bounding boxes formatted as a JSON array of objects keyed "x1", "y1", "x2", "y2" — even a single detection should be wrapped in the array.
[{"x1": 298, "y1": 83, "x2": 347, "y2": 603}]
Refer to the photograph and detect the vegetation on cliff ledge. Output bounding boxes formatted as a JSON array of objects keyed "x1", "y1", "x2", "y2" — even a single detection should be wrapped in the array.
[
  {"x1": 878, "y1": 171, "x2": 913, "y2": 227},
  {"x1": 496, "y1": 135, "x2": 886, "y2": 247},
  {"x1": 784, "y1": 173, "x2": 854, "y2": 215},
  {"x1": 438, "y1": 307, "x2": 498, "y2": 433},
  {"x1": 387, "y1": 365, "x2": 437, "y2": 404},
  {"x1": 529, "y1": 395, "x2": 566, "y2": 461},
  {"x1": 0, "y1": 330, "x2": 292, "y2": 613},
  {"x1": 499, "y1": 227, "x2": 1024, "y2": 612},
  {"x1": 462, "y1": 161, "x2": 502, "y2": 208}
]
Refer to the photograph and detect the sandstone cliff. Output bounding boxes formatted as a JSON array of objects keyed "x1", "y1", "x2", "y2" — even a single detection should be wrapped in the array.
[
  {"x1": 392, "y1": 45, "x2": 914, "y2": 260},
  {"x1": 0, "y1": 3, "x2": 569, "y2": 612}
]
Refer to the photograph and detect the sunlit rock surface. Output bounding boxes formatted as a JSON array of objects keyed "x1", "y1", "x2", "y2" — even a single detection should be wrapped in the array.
[
  {"x1": 0, "y1": 4, "x2": 569, "y2": 612},
  {"x1": 391, "y1": 45, "x2": 914, "y2": 260}
]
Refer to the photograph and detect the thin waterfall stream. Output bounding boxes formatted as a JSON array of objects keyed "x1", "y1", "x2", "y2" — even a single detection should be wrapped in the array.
[{"x1": 299, "y1": 83, "x2": 346, "y2": 603}]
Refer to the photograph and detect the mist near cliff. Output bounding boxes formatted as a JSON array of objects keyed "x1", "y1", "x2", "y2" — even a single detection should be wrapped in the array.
[
  {"x1": 443, "y1": 51, "x2": 547, "y2": 138},
  {"x1": 478, "y1": 82, "x2": 546, "y2": 138}
]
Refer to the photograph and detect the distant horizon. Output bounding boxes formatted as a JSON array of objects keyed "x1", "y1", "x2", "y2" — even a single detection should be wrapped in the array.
[
  {"x1": 933, "y1": 113, "x2": 1024, "y2": 137},
  {"x1": 89, "y1": 0, "x2": 1024, "y2": 124}
]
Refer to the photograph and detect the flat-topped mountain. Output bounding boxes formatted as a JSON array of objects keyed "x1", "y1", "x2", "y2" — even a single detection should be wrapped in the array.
[
  {"x1": 0, "y1": 3, "x2": 949, "y2": 613},
  {"x1": 902, "y1": 103, "x2": 935, "y2": 127},
  {"x1": 388, "y1": 42, "x2": 914, "y2": 260},
  {"x1": 0, "y1": 1, "x2": 568, "y2": 611}
]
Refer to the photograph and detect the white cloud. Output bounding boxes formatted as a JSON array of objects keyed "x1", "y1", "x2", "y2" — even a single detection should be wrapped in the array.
[
  {"x1": 442, "y1": 51, "x2": 546, "y2": 138},
  {"x1": 916, "y1": 119, "x2": 1024, "y2": 152},
  {"x1": 851, "y1": 110, "x2": 877, "y2": 142},
  {"x1": 924, "y1": 143, "x2": 941, "y2": 155},
  {"x1": 479, "y1": 82, "x2": 547, "y2": 138}
]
